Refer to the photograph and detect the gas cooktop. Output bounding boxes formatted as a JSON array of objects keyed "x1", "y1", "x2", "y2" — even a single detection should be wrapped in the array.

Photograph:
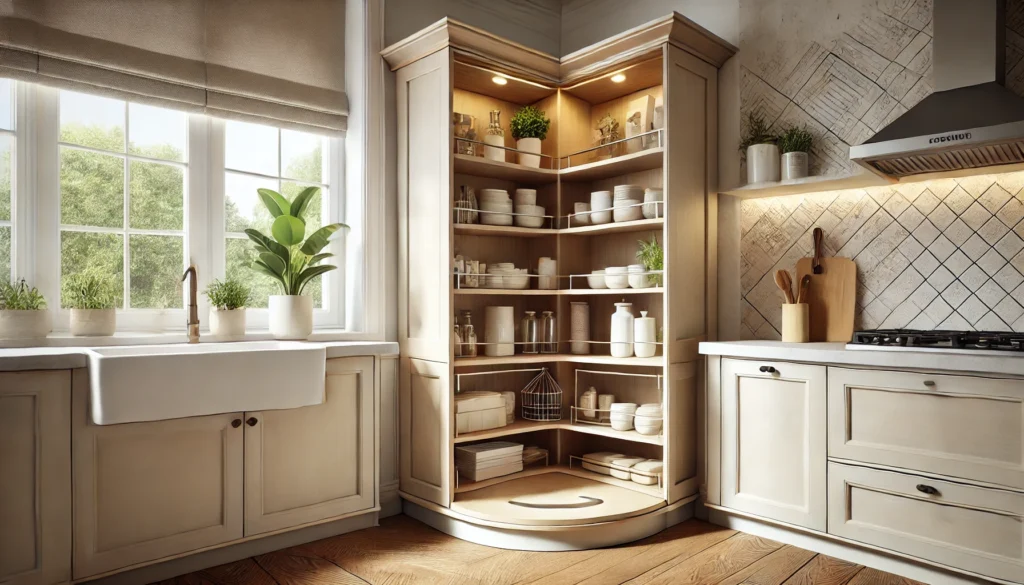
[{"x1": 849, "y1": 329, "x2": 1024, "y2": 351}]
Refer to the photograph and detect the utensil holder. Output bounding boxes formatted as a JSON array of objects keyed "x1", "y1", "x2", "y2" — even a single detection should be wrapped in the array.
[{"x1": 782, "y1": 303, "x2": 809, "y2": 343}]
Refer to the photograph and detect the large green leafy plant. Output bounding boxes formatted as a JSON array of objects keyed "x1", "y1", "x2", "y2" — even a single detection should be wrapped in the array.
[{"x1": 245, "y1": 186, "x2": 347, "y2": 296}]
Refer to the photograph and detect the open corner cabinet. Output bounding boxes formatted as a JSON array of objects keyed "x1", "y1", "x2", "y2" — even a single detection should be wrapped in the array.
[{"x1": 385, "y1": 15, "x2": 735, "y2": 550}]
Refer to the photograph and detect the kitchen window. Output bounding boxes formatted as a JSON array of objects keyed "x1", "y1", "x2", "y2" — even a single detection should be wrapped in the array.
[{"x1": 0, "y1": 79, "x2": 14, "y2": 281}]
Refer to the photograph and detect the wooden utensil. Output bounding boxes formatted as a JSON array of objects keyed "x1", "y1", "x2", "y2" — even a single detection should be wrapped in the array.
[
  {"x1": 796, "y1": 227, "x2": 857, "y2": 342},
  {"x1": 774, "y1": 269, "x2": 795, "y2": 304},
  {"x1": 797, "y1": 274, "x2": 811, "y2": 304}
]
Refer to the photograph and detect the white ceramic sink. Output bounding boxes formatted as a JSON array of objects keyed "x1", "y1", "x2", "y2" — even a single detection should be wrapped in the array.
[{"x1": 87, "y1": 341, "x2": 327, "y2": 425}]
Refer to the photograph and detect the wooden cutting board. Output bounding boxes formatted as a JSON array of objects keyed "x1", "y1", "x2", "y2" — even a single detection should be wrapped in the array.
[{"x1": 795, "y1": 227, "x2": 857, "y2": 342}]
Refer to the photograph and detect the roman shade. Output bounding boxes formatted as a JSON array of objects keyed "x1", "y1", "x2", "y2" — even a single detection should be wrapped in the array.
[{"x1": 0, "y1": 0, "x2": 347, "y2": 134}]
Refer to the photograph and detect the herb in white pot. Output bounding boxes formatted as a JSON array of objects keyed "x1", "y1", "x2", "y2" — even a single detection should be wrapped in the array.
[
  {"x1": 510, "y1": 105, "x2": 550, "y2": 168},
  {"x1": 62, "y1": 271, "x2": 116, "y2": 336},
  {"x1": 205, "y1": 278, "x2": 252, "y2": 340},
  {"x1": 778, "y1": 126, "x2": 814, "y2": 180},
  {"x1": 740, "y1": 112, "x2": 780, "y2": 184},
  {"x1": 0, "y1": 279, "x2": 51, "y2": 339}
]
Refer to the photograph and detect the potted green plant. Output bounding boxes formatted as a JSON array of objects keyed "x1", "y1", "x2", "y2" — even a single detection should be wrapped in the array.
[
  {"x1": 778, "y1": 125, "x2": 814, "y2": 180},
  {"x1": 636, "y1": 236, "x2": 664, "y2": 287},
  {"x1": 205, "y1": 278, "x2": 252, "y2": 340},
  {"x1": 739, "y1": 111, "x2": 779, "y2": 184},
  {"x1": 61, "y1": 271, "x2": 116, "y2": 336},
  {"x1": 0, "y1": 279, "x2": 50, "y2": 339},
  {"x1": 246, "y1": 186, "x2": 347, "y2": 340},
  {"x1": 510, "y1": 105, "x2": 550, "y2": 168}
]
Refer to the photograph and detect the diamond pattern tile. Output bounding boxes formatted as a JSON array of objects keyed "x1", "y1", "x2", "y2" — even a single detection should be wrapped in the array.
[
  {"x1": 979, "y1": 184, "x2": 1013, "y2": 214},
  {"x1": 961, "y1": 202, "x2": 994, "y2": 231},
  {"x1": 943, "y1": 218, "x2": 973, "y2": 246},
  {"x1": 995, "y1": 232, "x2": 1024, "y2": 260},
  {"x1": 979, "y1": 217, "x2": 1011, "y2": 245},
  {"x1": 976, "y1": 278, "x2": 1006, "y2": 309},
  {"x1": 961, "y1": 234, "x2": 991, "y2": 261},
  {"x1": 978, "y1": 248, "x2": 1008, "y2": 277},
  {"x1": 927, "y1": 203, "x2": 956, "y2": 230}
]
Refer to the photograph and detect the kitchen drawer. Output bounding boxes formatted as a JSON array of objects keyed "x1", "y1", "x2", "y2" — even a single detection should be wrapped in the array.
[
  {"x1": 828, "y1": 367, "x2": 1024, "y2": 489},
  {"x1": 828, "y1": 462, "x2": 1024, "y2": 583}
]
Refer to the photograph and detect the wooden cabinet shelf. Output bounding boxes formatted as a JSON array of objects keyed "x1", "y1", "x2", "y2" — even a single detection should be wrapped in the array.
[
  {"x1": 453, "y1": 354, "x2": 664, "y2": 367},
  {"x1": 454, "y1": 224, "x2": 557, "y2": 237},
  {"x1": 453, "y1": 419, "x2": 663, "y2": 446},
  {"x1": 561, "y1": 218, "x2": 664, "y2": 235},
  {"x1": 560, "y1": 147, "x2": 664, "y2": 182},
  {"x1": 454, "y1": 288, "x2": 663, "y2": 296},
  {"x1": 455, "y1": 464, "x2": 662, "y2": 498},
  {"x1": 454, "y1": 154, "x2": 559, "y2": 183}
]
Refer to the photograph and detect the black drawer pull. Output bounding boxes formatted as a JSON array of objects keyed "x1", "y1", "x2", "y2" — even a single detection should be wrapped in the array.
[
  {"x1": 923, "y1": 380, "x2": 936, "y2": 387},
  {"x1": 916, "y1": 484, "x2": 939, "y2": 496},
  {"x1": 759, "y1": 365, "x2": 777, "y2": 374}
]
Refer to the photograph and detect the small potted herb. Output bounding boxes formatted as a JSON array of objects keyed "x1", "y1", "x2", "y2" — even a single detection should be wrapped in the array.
[
  {"x1": 636, "y1": 236, "x2": 664, "y2": 287},
  {"x1": 739, "y1": 112, "x2": 779, "y2": 184},
  {"x1": 61, "y1": 272, "x2": 116, "y2": 336},
  {"x1": 0, "y1": 279, "x2": 50, "y2": 339},
  {"x1": 510, "y1": 105, "x2": 550, "y2": 168},
  {"x1": 778, "y1": 126, "x2": 814, "y2": 180},
  {"x1": 205, "y1": 278, "x2": 252, "y2": 340}
]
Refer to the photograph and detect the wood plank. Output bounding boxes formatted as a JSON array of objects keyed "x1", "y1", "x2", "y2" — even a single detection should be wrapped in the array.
[
  {"x1": 716, "y1": 546, "x2": 816, "y2": 585},
  {"x1": 453, "y1": 548, "x2": 601, "y2": 585},
  {"x1": 626, "y1": 533, "x2": 782, "y2": 585},
  {"x1": 254, "y1": 551, "x2": 368, "y2": 585},
  {"x1": 781, "y1": 555, "x2": 863, "y2": 585},
  {"x1": 846, "y1": 567, "x2": 926, "y2": 585},
  {"x1": 199, "y1": 559, "x2": 277, "y2": 585}
]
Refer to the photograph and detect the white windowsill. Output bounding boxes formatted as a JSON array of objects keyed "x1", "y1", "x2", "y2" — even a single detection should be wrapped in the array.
[{"x1": 0, "y1": 328, "x2": 389, "y2": 349}]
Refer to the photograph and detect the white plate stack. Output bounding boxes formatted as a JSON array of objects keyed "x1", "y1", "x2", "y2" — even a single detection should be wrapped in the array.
[
  {"x1": 613, "y1": 184, "x2": 643, "y2": 222},
  {"x1": 479, "y1": 189, "x2": 513, "y2": 225},
  {"x1": 455, "y1": 441, "x2": 524, "y2": 482},
  {"x1": 513, "y1": 189, "x2": 546, "y2": 228}
]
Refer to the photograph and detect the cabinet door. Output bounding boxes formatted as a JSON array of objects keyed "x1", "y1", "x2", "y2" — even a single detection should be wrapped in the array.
[
  {"x1": 399, "y1": 358, "x2": 451, "y2": 507},
  {"x1": 72, "y1": 385, "x2": 243, "y2": 580},
  {"x1": 721, "y1": 359, "x2": 826, "y2": 531},
  {"x1": 244, "y1": 356, "x2": 376, "y2": 536},
  {"x1": 0, "y1": 371, "x2": 71, "y2": 585}
]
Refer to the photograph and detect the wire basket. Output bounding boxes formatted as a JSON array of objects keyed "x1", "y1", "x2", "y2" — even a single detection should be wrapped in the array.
[{"x1": 521, "y1": 368, "x2": 562, "y2": 421}]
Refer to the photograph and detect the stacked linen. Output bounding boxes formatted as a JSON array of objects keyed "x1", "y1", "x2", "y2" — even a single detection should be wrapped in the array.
[
  {"x1": 456, "y1": 441, "x2": 524, "y2": 482},
  {"x1": 455, "y1": 391, "x2": 507, "y2": 434}
]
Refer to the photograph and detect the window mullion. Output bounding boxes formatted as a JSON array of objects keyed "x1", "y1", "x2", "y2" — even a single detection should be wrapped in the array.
[
  {"x1": 208, "y1": 118, "x2": 226, "y2": 286},
  {"x1": 122, "y1": 100, "x2": 130, "y2": 310},
  {"x1": 33, "y1": 85, "x2": 60, "y2": 310}
]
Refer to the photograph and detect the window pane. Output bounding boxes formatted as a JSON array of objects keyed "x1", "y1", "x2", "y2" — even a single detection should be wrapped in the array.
[
  {"x1": 0, "y1": 226, "x2": 10, "y2": 280},
  {"x1": 61, "y1": 232, "x2": 124, "y2": 307},
  {"x1": 128, "y1": 103, "x2": 186, "y2": 162},
  {"x1": 281, "y1": 182, "x2": 322, "y2": 232},
  {"x1": 129, "y1": 235, "x2": 182, "y2": 309},
  {"x1": 59, "y1": 91, "x2": 125, "y2": 152},
  {"x1": 281, "y1": 130, "x2": 325, "y2": 183},
  {"x1": 129, "y1": 160, "x2": 184, "y2": 230},
  {"x1": 225, "y1": 172, "x2": 277, "y2": 233},
  {"x1": 225, "y1": 120, "x2": 277, "y2": 175},
  {"x1": 0, "y1": 78, "x2": 12, "y2": 131},
  {"x1": 0, "y1": 135, "x2": 10, "y2": 221},
  {"x1": 60, "y1": 148, "x2": 124, "y2": 228},
  {"x1": 226, "y1": 237, "x2": 276, "y2": 308}
]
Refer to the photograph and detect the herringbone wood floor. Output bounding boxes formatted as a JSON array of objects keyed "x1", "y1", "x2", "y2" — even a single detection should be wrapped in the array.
[{"x1": 157, "y1": 515, "x2": 923, "y2": 585}]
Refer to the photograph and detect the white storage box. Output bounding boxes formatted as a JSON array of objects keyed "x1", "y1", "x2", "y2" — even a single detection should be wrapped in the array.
[
  {"x1": 455, "y1": 441, "x2": 523, "y2": 464},
  {"x1": 609, "y1": 456, "x2": 646, "y2": 480},
  {"x1": 456, "y1": 406, "x2": 506, "y2": 434},
  {"x1": 581, "y1": 451, "x2": 625, "y2": 475},
  {"x1": 456, "y1": 391, "x2": 505, "y2": 413},
  {"x1": 459, "y1": 461, "x2": 523, "y2": 482},
  {"x1": 631, "y1": 459, "x2": 663, "y2": 485}
]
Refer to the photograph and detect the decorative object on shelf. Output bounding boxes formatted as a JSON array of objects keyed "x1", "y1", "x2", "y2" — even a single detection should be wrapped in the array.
[
  {"x1": 631, "y1": 459, "x2": 663, "y2": 485},
  {"x1": 634, "y1": 311, "x2": 657, "y2": 358},
  {"x1": 625, "y1": 95, "x2": 654, "y2": 154},
  {"x1": 579, "y1": 386, "x2": 598, "y2": 419},
  {"x1": 510, "y1": 105, "x2": 550, "y2": 168},
  {"x1": 650, "y1": 96, "x2": 664, "y2": 149},
  {"x1": 627, "y1": 264, "x2": 651, "y2": 289},
  {"x1": 590, "y1": 191, "x2": 612, "y2": 224},
  {"x1": 570, "y1": 302, "x2": 591, "y2": 354},
  {"x1": 634, "y1": 403, "x2": 663, "y2": 435},
  {"x1": 454, "y1": 255, "x2": 481, "y2": 289},
  {"x1": 204, "y1": 278, "x2": 251, "y2": 340},
  {"x1": 484, "y1": 306, "x2": 515, "y2": 356},
  {"x1": 642, "y1": 188, "x2": 663, "y2": 219},
  {"x1": 478, "y1": 188, "x2": 513, "y2": 225},
  {"x1": 610, "y1": 301, "x2": 635, "y2": 358},
  {"x1": 454, "y1": 185, "x2": 479, "y2": 224},
  {"x1": 521, "y1": 368, "x2": 562, "y2": 421},
  {"x1": 610, "y1": 456, "x2": 646, "y2": 480},
  {"x1": 605, "y1": 266, "x2": 629, "y2": 289},
  {"x1": 540, "y1": 310, "x2": 557, "y2": 353},
  {"x1": 501, "y1": 391, "x2": 516, "y2": 424},
  {"x1": 521, "y1": 310, "x2": 539, "y2": 354},
  {"x1": 582, "y1": 451, "x2": 626, "y2": 475},
  {"x1": 538, "y1": 257, "x2": 557, "y2": 290},
  {"x1": 613, "y1": 184, "x2": 644, "y2": 222},
  {"x1": 455, "y1": 391, "x2": 507, "y2": 434},
  {"x1": 778, "y1": 125, "x2": 813, "y2": 180},
  {"x1": 0, "y1": 279, "x2": 50, "y2": 339},
  {"x1": 245, "y1": 186, "x2": 346, "y2": 340},
  {"x1": 586, "y1": 270, "x2": 606, "y2": 290},
  {"x1": 636, "y1": 236, "x2": 664, "y2": 286},
  {"x1": 454, "y1": 315, "x2": 463, "y2": 357},
  {"x1": 740, "y1": 111, "x2": 780, "y2": 184},
  {"x1": 453, "y1": 112, "x2": 478, "y2": 156},
  {"x1": 484, "y1": 109, "x2": 505, "y2": 162},
  {"x1": 609, "y1": 403, "x2": 637, "y2": 431},
  {"x1": 573, "y1": 202, "x2": 592, "y2": 226},
  {"x1": 461, "y1": 310, "x2": 478, "y2": 357},
  {"x1": 595, "y1": 113, "x2": 621, "y2": 160},
  {"x1": 598, "y1": 394, "x2": 615, "y2": 423},
  {"x1": 62, "y1": 271, "x2": 117, "y2": 337}
]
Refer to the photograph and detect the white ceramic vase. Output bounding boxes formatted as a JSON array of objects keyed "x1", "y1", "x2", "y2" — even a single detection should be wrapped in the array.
[
  {"x1": 517, "y1": 137, "x2": 542, "y2": 168},
  {"x1": 610, "y1": 302, "x2": 635, "y2": 358},
  {"x1": 538, "y1": 257, "x2": 557, "y2": 290},
  {"x1": 269, "y1": 295, "x2": 313, "y2": 340},
  {"x1": 210, "y1": 307, "x2": 246, "y2": 340},
  {"x1": 70, "y1": 308, "x2": 115, "y2": 336},
  {"x1": 746, "y1": 143, "x2": 780, "y2": 184},
  {"x1": 781, "y1": 151, "x2": 809, "y2": 180},
  {"x1": 0, "y1": 310, "x2": 51, "y2": 339},
  {"x1": 634, "y1": 310, "x2": 657, "y2": 358},
  {"x1": 570, "y1": 301, "x2": 590, "y2": 355},
  {"x1": 483, "y1": 134, "x2": 505, "y2": 162},
  {"x1": 484, "y1": 306, "x2": 515, "y2": 356}
]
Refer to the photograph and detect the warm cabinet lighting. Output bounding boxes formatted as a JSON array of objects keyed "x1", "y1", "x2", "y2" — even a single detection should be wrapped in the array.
[
  {"x1": 492, "y1": 75, "x2": 508, "y2": 85},
  {"x1": 611, "y1": 73, "x2": 626, "y2": 83}
]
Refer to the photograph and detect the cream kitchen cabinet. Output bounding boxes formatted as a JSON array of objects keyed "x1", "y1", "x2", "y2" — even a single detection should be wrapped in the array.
[
  {"x1": 720, "y1": 358, "x2": 827, "y2": 531},
  {"x1": 0, "y1": 371, "x2": 71, "y2": 585},
  {"x1": 399, "y1": 357, "x2": 451, "y2": 507}
]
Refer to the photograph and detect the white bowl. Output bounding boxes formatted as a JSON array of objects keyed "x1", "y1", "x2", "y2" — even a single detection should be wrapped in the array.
[
  {"x1": 479, "y1": 188, "x2": 510, "y2": 201},
  {"x1": 605, "y1": 266, "x2": 629, "y2": 289},
  {"x1": 610, "y1": 414, "x2": 634, "y2": 432},
  {"x1": 587, "y1": 270, "x2": 606, "y2": 289},
  {"x1": 480, "y1": 211, "x2": 513, "y2": 225},
  {"x1": 609, "y1": 402, "x2": 637, "y2": 412},
  {"x1": 505, "y1": 272, "x2": 530, "y2": 289},
  {"x1": 590, "y1": 190, "x2": 612, "y2": 205},
  {"x1": 516, "y1": 214, "x2": 545, "y2": 228},
  {"x1": 515, "y1": 204, "x2": 544, "y2": 216},
  {"x1": 513, "y1": 189, "x2": 537, "y2": 206},
  {"x1": 628, "y1": 264, "x2": 651, "y2": 289},
  {"x1": 614, "y1": 200, "x2": 643, "y2": 222}
]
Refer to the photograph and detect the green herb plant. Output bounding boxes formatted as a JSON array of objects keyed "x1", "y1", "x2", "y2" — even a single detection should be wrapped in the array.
[
  {"x1": 739, "y1": 111, "x2": 778, "y2": 151},
  {"x1": 636, "y1": 236, "x2": 664, "y2": 286},
  {"x1": 246, "y1": 186, "x2": 348, "y2": 296},
  {"x1": 61, "y1": 272, "x2": 116, "y2": 310},
  {"x1": 510, "y1": 105, "x2": 551, "y2": 140},
  {"x1": 778, "y1": 126, "x2": 814, "y2": 154},
  {"x1": 205, "y1": 278, "x2": 252, "y2": 310},
  {"x1": 0, "y1": 279, "x2": 47, "y2": 310}
]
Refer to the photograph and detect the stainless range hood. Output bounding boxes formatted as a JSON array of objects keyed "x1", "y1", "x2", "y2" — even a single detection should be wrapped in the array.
[{"x1": 850, "y1": 0, "x2": 1024, "y2": 178}]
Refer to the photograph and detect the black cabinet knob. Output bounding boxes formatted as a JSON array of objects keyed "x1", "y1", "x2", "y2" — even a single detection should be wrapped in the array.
[
  {"x1": 231, "y1": 419, "x2": 242, "y2": 428},
  {"x1": 246, "y1": 417, "x2": 258, "y2": 427},
  {"x1": 916, "y1": 484, "x2": 939, "y2": 496},
  {"x1": 759, "y1": 365, "x2": 777, "y2": 374}
]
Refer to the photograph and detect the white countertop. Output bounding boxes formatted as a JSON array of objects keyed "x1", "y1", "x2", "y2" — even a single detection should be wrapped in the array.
[{"x1": 699, "y1": 340, "x2": 1024, "y2": 378}]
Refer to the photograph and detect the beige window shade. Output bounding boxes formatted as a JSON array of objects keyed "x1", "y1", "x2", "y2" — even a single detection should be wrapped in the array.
[{"x1": 0, "y1": 0, "x2": 347, "y2": 133}]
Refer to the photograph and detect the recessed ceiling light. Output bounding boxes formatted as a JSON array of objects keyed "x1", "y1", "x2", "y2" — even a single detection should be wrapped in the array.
[
  {"x1": 611, "y1": 73, "x2": 626, "y2": 83},
  {"x1": 492, "y1": 75, "x2": 508, "y2": 85}
]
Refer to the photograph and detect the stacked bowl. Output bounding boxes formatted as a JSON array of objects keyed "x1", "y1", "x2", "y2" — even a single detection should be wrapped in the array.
[
  {"x1": 610, "y1": 402, "x2": 638, "y2": 431},
  {"x1": 479, "y1": 189, "x2": 513, "y2": 225},
  {"x1": 613, "y1": 184, "x2": 644, "y2": 222},
  {"x1": 485, "y1": 263, "x2": 530, "y2": 289},
  {"x1": 590, "y1": 191, "x2": 612, "y2": 224},
  {"x1": 634, "y1": 403, "x2": 663, "y2": 435},
  {"x1": 512, "y1": 189, "x2": 546, "y2": 228}
]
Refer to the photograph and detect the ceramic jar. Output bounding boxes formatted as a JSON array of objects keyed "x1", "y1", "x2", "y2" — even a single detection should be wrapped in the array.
[
  {"x1": 570, "y1": 302, "x2": 590, "y2": 355},
  {"x1": 269, "y1": 295, "x2": 312, "y2": 340},
  {"x1": 782, "y1": 151, "x2": 809, "y2": 180},
  {"x1": 634, "y1": 310, "x2": 657, "y2": 358},
  {"x1": 484, "y1": 306, "x2": 515, "y2": 356},
  {"x1": 70, "y1": 308, "x2": 115, "y2": 337},
  {"x1": 746, "y1": 143, "x2": 780, "y2": 184},
  {"x1": 538, "y1": 257, "x2": 557, "y2": 290},
  {"x1": 610, "y1": 302, "x2": 635, "y2": 358},
  {"x1": 517, "y1": 137, "x2": 542, "y2": 167}
]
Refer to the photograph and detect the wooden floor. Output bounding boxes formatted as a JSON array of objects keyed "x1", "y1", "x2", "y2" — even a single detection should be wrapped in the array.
[{"x1": 158, "y1": 515, "x2": 923, "y2": 585}]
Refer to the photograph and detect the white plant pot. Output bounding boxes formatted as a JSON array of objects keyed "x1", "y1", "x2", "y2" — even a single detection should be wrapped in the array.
[
  {"x1": 610, "y1": 302, "x2": 635, "y2": 358},
  {"x1": 0, "y1": 310, "x2": 51, "y2": 339},
  {"x1": 70, "y1": 308, "x2": 115, "y2": 337},
  {"x1": 210, "y1": 307, "x2": 246, "y2": 340},
  {"x1": 483, "y1": 134, "x2": 505, "y2": 162},
  {"x1": 269, "y1": 295, "x2": 313, "y2": 340},
  {"x1": 517, "y1": 137, "x2": 542, "y2": 168},
  {"x1": 781, "y1": 151, "x2": 809, "y2": 180},
  {"x1": 746, "y1": 143, "x2": 780, "y2": 184}
]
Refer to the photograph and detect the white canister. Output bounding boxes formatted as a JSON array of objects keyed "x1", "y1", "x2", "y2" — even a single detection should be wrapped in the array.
[
  {"x1": 517, "y1": 137, "x2": 542, "y2": 168},
  {"x1": 484, "y1": 306, "x2": 515, "y2": 356},
  {"x1": 634, "y1": 310, "x2": 657, "y2": 358},
  {"x1": 483, "y1": 134, "x2": 505, "y2": 162},
  {"x1": 746, "y1": 143, "x2": 780, "y2": 184},
  {"x1": 781, "y1": 151, "x2": 809, "y2": 180},
  {"x1": 590, "y1": 191, "x2": 612, "y2": 224},
  {"x1": 570, "y1": 302, "x2": 590, "y2": 355},
  {"x1": 269, "y1": 295, "x2": 313, "y2": 340},
  {"x1": 610, "y1": 302, "x2": 635, "y2": 358},
  {"x1": 538, "y1": 257, "x2": 557, "y2": 290}
]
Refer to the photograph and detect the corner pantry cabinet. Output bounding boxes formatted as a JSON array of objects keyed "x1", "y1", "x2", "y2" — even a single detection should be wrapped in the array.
[{"x1": 385, "y1": 15, "x2": 735, "y2": 549}]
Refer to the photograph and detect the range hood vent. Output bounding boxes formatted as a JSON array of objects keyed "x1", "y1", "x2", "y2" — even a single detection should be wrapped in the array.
[{"x1": 850, "y1": 0, "x2": 1024, "y2": 178}]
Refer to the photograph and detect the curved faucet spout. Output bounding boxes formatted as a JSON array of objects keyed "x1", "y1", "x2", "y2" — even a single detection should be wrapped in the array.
[{"x1": 182, "y1": 265, "x2": 200, "y2": 343}]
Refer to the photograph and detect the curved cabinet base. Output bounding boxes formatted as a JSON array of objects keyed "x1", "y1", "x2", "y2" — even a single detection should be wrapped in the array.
[{"x1": 402, "y1": 494, "x2": 695, "y2": 551}]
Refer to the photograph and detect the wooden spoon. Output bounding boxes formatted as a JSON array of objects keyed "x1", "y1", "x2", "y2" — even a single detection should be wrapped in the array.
[
  {"x1": 797, "y1": 274, "x2": 811, "y2": 304},
  {"x1": 774, "y1": 269, "x2": 795, "y2": 304}
]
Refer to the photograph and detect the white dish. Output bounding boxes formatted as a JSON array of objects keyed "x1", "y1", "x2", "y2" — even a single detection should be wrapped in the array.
[
  {"x1": 631, "y1": 459, "x2": 663, "y2": 485},
  {"x1": 504, "y1": 272, "x2": 530, "y2": 289},
  {"x1": 609, "y1": 456, "x2": 646, "y2": 480},
  {"x1": 515, "y1": 214, "x2": 545, "y2": 228},
  {"x1": 513, "y1": 189, "x2": 537, "y2": 206},
  {"x1": 587, "y1": 270, "x2": 606, "y2": 289},
  {"x1": 613, "y1": 200, "x2": 643, "y2": 222},
  {"x1": 628, "y1": 264, "x2": 651, "y2": 289},
  {"x1": 605, "y1": 266, "x2": 629, "y2": 289}
]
